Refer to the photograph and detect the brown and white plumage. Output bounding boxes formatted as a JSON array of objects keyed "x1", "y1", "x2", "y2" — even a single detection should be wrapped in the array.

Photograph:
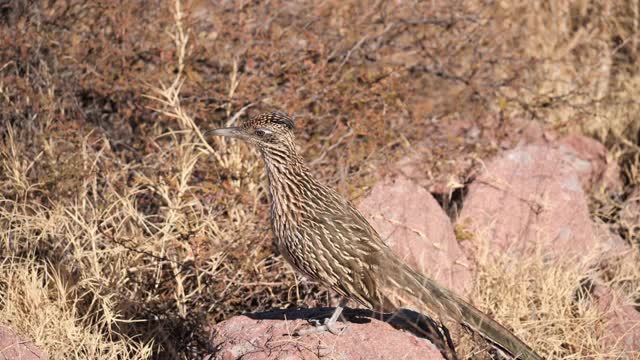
[{"x1": 208, "y1": 112, "x2": 542, "y2": 360}]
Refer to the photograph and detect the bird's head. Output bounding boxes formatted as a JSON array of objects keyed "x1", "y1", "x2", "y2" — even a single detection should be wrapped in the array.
[{"x1": 207, "y1": 111, "x2": 298, "y2": 159}]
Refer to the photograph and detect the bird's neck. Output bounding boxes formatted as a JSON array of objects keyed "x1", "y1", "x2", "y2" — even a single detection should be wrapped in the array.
[{"x1": 260, "y1": 149, "x2": 317, "y2": 220}]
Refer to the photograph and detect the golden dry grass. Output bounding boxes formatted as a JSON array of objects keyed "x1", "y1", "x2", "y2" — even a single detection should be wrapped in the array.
[
  {"x1": 469, "y1": 248, "x2": 640, "y2": 359},
  {"x1": 1, "y1": 0, "x2": 639, "y2": 359}
]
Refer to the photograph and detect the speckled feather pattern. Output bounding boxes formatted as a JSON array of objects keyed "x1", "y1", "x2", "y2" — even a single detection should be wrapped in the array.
[{"x1": 223, "y1": 112, "x2": 542, "y2": 360}]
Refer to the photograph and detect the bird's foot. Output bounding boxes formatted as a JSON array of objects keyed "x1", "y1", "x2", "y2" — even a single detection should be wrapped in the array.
[
  {"x1": 294, "y1": 305, "x2": 348, "y2": 336},
  {"x1": 294, "y1": 317, "x2": 347, "y2": 336}
]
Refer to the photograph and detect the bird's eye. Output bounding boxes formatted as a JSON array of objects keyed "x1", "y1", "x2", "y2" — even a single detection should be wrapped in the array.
[{"x1": 255, "y1": 129, "x2": 266, "y2": 137}]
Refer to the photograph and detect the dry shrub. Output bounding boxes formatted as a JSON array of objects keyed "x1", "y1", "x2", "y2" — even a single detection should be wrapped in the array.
[
  {"x1": 0, "y1": 0, "x2": 639, "y2": 358},
  {"x1": 0, "y1": 258, "x2": 154, "y2": 359},
  {"x1": 470, "y1": 250, "x2": 636, "y2": 359}
]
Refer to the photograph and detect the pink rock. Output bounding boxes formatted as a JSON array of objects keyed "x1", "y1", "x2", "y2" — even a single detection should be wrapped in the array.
[
  {"x1": 518, "y1": 120, "x2": 546, "y2": 145},
  {"x1": 514, "y1": 119, "x2": 622, "y2": 192},
  {"x1": 591, "y1": 285, "x2": 640, "y2": 353},
  {"x1": 557, "y1": 135, "x2": 623, "y2": 192},
  {"x1": 458, "y1": 144, "x2": 624, "y2": 258},
  {"x1": 516, "y1": 124, "x2": 622, "y2": 193},
  {"x1": 207, "y1": 308, "x2": 445, "y2": 360},
  {"x1": 394, "y1": 153, "x2": 467, "y2": 197},
  {"x1": 0, "y1": 326, "x2": 48, "y2": 360},
  {"x1": 358, "y1": 175, "x2": 473, "y2": 295}
]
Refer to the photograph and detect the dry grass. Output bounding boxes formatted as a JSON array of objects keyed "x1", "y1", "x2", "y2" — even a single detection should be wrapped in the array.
[
  {"x1": 1, "y1": 0, "x2": 639, "y2": 359},
  {"x1": 469, "y1": 248, "x2": 640, "y2": 359}
]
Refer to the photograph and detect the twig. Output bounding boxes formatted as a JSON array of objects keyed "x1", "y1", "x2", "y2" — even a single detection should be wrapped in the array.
[{"x1": 331, "y1": 35, "x2": 369, "y2": 81}]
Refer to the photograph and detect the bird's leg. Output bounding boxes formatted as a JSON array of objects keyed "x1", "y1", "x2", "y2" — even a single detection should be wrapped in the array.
[{"x1": 294, "y1": 298, "x2": 349, "y2": 336}]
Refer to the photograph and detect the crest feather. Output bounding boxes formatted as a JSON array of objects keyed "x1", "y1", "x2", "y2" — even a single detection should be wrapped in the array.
[{"x1": 256, "y1": 111, "x2": 294, "y2": 129}]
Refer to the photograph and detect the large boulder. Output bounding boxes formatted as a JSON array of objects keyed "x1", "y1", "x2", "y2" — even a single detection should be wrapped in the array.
[
  {"x1": 0, "y1": 326, "x2": 48, "y2": 360},
  {"x1": 358, "y1": 175, "x2": 474, "y2": 295},
  {"x1": 207, "y1": 308, "x2": 446, "y2": 360},
  {"x1": 556, "y1": 135, "x2": 623, "y2": 193},
  {"x1": 518, "y1": 121, "x2": 621, "y2": 193},
  {"x1": 457, "y1": 143, "x2": 625, "y2": 258}
]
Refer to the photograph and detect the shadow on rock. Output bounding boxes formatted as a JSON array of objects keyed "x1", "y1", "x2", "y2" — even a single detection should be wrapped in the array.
[{"x1": 244, "y1": 306, "x2": 457, "y2": 359}]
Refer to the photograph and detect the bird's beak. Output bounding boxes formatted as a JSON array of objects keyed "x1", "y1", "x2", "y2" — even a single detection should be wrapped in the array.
[{"x1": 206, "y1": 127, "x2": 243, "y2": 139}]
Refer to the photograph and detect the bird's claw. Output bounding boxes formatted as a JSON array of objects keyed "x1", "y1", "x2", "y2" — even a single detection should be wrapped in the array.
[
  {"x1": 294, "y1": 318, "x2": 347, "y2": 336},
  {"x1": 325, "y1": 320, "x2": 346, "y2": 335}
]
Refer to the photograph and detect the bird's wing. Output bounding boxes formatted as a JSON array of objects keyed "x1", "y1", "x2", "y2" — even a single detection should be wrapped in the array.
[{"x1": 297, "y1": 198, "x2": 397, "y2": 312}]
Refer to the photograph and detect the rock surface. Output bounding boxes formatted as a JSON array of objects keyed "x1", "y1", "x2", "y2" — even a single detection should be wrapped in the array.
[
  {"x1": 207, "y1": 308, "x2": 445, "y2": 360},
  {"x1": 457, "y1": 143, "x2": 624, "y2": 258},
  {"x1": 517, "y1": 121, "x2": 621, "y2": 192},
  {"x1": 591, "y1": 285, "x2": 640, "y2": 353},
  {"x1": 0, "y1": 326, "x2": 48, "y2": 360},
  {"x1": 556, "y1": 135, "x2": 623, "y2": 192},
  {"x1": 358, "y1": 175, "x2": 473, "y2": 294}
]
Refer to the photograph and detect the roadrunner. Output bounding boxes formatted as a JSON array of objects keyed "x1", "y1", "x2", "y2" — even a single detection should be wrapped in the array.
[{"x1": 208, "y1": 112, "x2": 542, "y2": 360}]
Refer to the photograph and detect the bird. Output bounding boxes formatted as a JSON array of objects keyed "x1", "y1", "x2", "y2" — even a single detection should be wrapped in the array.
[{"x1": 207, "y1": 111, "x2": 542, "y2": 360}]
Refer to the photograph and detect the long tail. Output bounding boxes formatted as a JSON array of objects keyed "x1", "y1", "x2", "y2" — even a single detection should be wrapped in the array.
[{"x1": 392, "y1": 262, "x2": 542, "y2": 360}]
